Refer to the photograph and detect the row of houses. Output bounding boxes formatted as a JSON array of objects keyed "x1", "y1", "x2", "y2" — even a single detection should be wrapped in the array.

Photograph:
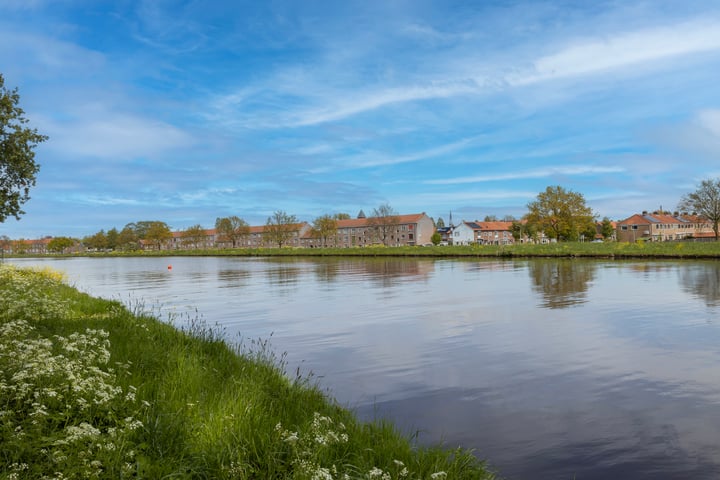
[
  {"x1": 160, "y1": 212, "x2": 437, "y2": 250},
  {"x1": 3, "y1": 210, "x2": 718, "y2": 255},
  {"x1": 616, "y1": 211, "x2": 716, "y2": 242}
]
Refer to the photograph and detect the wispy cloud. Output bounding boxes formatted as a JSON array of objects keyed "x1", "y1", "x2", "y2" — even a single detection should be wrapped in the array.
[
  {"x1": 39, "y1": 112, "x2": 194, "y2": 160},
  {"x1": 513, "y1": 19, "x2": 720, "y2": 85},
  {"x1": 426, "y1": 165, "x2": 625, "y2": 185}
]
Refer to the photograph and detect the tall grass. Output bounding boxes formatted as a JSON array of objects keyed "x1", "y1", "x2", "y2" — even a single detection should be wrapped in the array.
[{"x1": 0, "y1": 265, "x2": 496, "y2": 479}]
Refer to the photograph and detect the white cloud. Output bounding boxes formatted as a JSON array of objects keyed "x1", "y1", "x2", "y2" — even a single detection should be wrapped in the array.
[
  {"x1": 697, "y1": 109, "x2": 720, "y2": 137},
  {"x1": 39, "y1": 112, "x2": 194, "y2": 160},
  {"x1": 513, "y1": 19, "x2": 720, "y2": 85},
  {"x1": 426, "y1": 165, "x2": 625, "y2": 185}
]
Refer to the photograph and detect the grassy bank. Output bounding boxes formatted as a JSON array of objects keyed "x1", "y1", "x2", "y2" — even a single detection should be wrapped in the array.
[
  {"x1": 11, "y1": 240, "x2": 720, "y2": 259},
  {"x1": 0, "y1": 265, "x2": 496, "y2": 479}
]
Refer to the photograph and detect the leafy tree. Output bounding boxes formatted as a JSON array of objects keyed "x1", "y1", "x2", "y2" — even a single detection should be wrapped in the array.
[
  {"x1": 678, "y1": 178, "x2": 720, "y2": 241},
  {"x1": 502, "y1": 214, "x2": 516, "y2": 222},
  {"x1": 144, "y1": 221, "x2": 172, "y2": 250},
  {"x1": 181, "y1": 224, "x2": 207, "y2": 249},
  {"x1": 215, "y1": 216, "x2": 250, "y2": 248},
  {"x1": 333, "y1": 213, "x2": 351, "y2": 220},
  {"x1": 312, "y1": 214, "x2": 338, "y2": 247},
  {"x1": 431, "y1": 231, "x2": 442, "y2": 245},
  {"x1": 264, "y1": 210, "x2": 298, "y2": 248},
  {"x1": 117, "y1": 225, "x2": 139, "y2": 251},
  {"x1": 435, "y1": 217, "x2": 445, "y2": 228},
  {"x1": 483, "y1": 215, "x2": 498, "y2": 222},
  {"x1": 47, "y1": 236, "x2": 75, "y2": 253},
  {"x1": 600, "y1": 217, "x2": 615, "y2": 240},
  {"x1": 0, "y1": 74, "x2": 48, "y2": 222},
  {"x1": 106, "y1": 227, "x2": 119, "y2": 250},
  {"x1": 368, "y1": 203, "x2": 399, "y2": 246},
  {"x1": 83, "y1": 230, "x2": 108, "y2": 251},
  {"x1": 526, "y1": 186, "x2": 594, "y2": 241}
]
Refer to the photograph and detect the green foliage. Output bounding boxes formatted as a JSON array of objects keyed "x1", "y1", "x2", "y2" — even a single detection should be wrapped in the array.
[
  {"x1": 431, "y1": 231, "x2": 442, "y2": 245},
  {"x1": 0, "y1": 265, "x2": 496, "y2": 479},
  {"x1": 526, "y1": 186, "x2": 595, "y2": 241},
  {"x1": 0, "y1": 74, "x2": 48, "y2": 223},
  {"x1": 47, "y1": 236, "x2": 76, "y2": 253},
  {"x1": 140, "y1": 221, "x2": 172, "y2": 250},
  {"x1": 312, "y1": 214, "x2": 338, "y2": 247},
  {"x1": 215, "y1": 216, "x2": 250, "y2": 248},
  {"x1": 181, "y1": 224, "x2": 207, "y2": 249},
  {"x1": 83, "y1": 229, "x2": 108, "y2": 251},
  {"x1": 600, "y1": 217, "x2": 615, "y2": 239}
]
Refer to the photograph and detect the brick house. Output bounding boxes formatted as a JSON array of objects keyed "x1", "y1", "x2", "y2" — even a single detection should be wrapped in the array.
[
  {"x1": 300, "y1": 212, "x2": 436, "y2": 248},
  {"x1": 616, "y1": 211, "x2": 714, "y2": 242}
]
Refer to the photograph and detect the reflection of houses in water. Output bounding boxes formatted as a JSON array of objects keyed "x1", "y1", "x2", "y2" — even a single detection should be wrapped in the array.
[
  {"x1": 317, "y1": 259, "x2": 435, "y2": 287},
  {"x1": 679, "y1": 263, "x2": 720, "y2": 307}
]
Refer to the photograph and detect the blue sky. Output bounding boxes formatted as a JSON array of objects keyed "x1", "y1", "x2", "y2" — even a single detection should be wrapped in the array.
[{"x1": 2, "y1": 0, "x2": 720, "y2": 239}]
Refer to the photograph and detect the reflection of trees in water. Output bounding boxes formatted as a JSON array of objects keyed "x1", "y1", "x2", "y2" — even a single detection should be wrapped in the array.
[
  {"x1": 314, "y1": 261, "x2": 341, "y2": 283},
  {"x1": 260, "y1": 258, "x2": 305, "y2": 287},
  {"x1": 679, "y1": 262, "x2": 720, "y2": 307},
  {"x1": 529, "y1": 260, "x2": 597, "y2": 309},
  {"x1": 217, "y1": 269, "x2": 251, "y2": 289}
]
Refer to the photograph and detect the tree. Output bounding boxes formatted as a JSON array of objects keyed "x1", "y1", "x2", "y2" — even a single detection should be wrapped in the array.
[
  {"x1": 83, "y1": 230, "x2": 108, "y2": 251},
  {"x1": 334, "y1": 213, "x2": 351, "y2": 220},
  {"x1": 431, "y1": 231, "x2": 442, "y2": 245},
  {"x1": 47, "y1": 236, "x2": 75, "y2": 253},
  {"x1": 144, "y1": 221, "x2": 172, "y2": 250},
  {"x1": 264, "y1": 210, "x2": 298, "y2": 248},
  {"x1": 600, "y1": 217, "x2": 615, "y2": 240},
  {"x1": 181, "y1": 224, "x2": 207, "y2": 249},
  {"x1": 1, "y1": 74, "x2": 48, "y2": 222},
  {"x1": 483, "y1": 215, "x2": 498, "y2": 222},
  {"x1": 368, "y1": 203, "x2": 400, "y2": 246},
  {"x1": 526, "y1": 186, "x2": 595, "y2": 241},
  {"x1": 312, "y1": 214, "x2": 338, "y2": 247},
  {"x1": 678, "y1": 178, "x2": 720, "y2": 241},
  {"x1": 215, "y1": 216, "x2": 250, "y2": 248},
  {"x1": 117, "y1": 225, "x2": 139, "y2": 251},
  {"x1": 106, "y1": 227, "x2": 119, "y2": 250},
  {"x1": 436, "y1": 217, "x2": 445, "y2": 228}
]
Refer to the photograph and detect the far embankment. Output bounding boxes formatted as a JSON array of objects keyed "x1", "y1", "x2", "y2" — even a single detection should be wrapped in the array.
[{"x1": 7, "y1": 241, "x2": 720, "y2": 259}]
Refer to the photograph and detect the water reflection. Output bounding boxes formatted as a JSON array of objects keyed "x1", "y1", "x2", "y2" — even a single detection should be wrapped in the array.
[
  {"x1": 529, "y1": 259, "x2": 597, "y2": 308},
  {"x1": 679, "y1": 262, "x2": 720, "y2": 307},
  {"x1": 217, "y1": 269, "x2": 251, "y2": 289}
]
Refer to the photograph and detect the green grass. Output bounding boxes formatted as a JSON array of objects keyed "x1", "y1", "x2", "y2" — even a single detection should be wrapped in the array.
[
  {"x1": 0, "y1": 265, "x2": 497, "y2": 479},
  {"x1": 12, "y1": 240, "x2": 720, "y2": 259}
]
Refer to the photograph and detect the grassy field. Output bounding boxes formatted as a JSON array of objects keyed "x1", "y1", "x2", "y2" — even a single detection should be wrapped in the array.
[
  {"x1": 0, "y1": 264, "x2": 496, "y2": 479},
  {"x1": 13, "y1": 240, "x2": 720, "y2": 259}
]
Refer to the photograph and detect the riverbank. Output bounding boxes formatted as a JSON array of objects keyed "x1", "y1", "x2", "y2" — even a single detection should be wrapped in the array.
[
  {"x1": 8, "y1": 240, "x2": 720, "y2": 259},
  {"x1": 0, "y1": 265, "x2": 496, "y2": 479}
]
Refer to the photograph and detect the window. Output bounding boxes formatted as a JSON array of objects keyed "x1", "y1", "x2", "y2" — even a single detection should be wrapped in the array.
[
  {"x1": 621, "y1": 226, "x2": 628, "y2": 230},
  {"x1": 632, "y1": 225, "x2": 638, "y2": 230}
]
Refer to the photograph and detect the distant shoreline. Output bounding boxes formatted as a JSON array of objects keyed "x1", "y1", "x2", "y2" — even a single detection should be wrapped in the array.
[{"x1": 6, "y1": 241, "x2": 720, "y2": 259}]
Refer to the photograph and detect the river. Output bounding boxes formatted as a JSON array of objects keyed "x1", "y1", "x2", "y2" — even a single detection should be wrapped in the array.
[{"x1": 9, "y1": 256, "x2": 720, "y2": 479}]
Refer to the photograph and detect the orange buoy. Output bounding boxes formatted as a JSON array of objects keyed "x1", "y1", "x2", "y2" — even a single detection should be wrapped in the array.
[{"x1": 167, "y1": 265, "x2": 172, "y2": 270}]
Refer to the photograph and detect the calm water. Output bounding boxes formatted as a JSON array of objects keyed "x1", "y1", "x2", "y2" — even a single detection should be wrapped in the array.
[{"x1": 10, "y1": 256, "x2": 720, "y2": 479}]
